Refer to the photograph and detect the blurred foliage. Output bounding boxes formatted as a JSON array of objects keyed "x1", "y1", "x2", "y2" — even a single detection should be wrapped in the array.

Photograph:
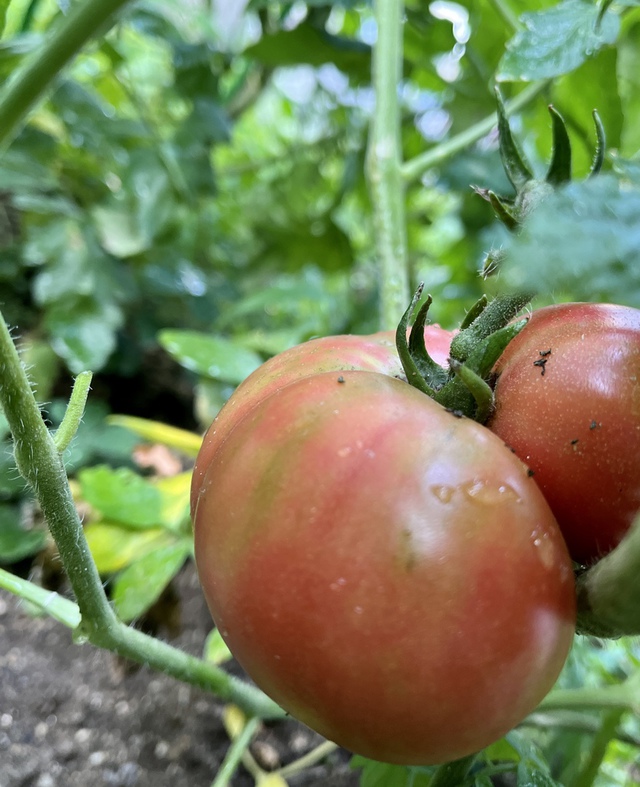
[{"x1": 1, "y1": 0, "x2": 640, "y2": 783}]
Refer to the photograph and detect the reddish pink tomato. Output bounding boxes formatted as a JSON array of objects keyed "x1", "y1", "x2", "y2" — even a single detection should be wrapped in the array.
[
  {"x1": 489, "y1": 302, "x2": 640, "y2": 565},
  {"x1": 195, "y1": 370, "x2": 575, "y2": 765},
  {"x1": 190, "y1": 327, "x2": 453, "y2": 517}
]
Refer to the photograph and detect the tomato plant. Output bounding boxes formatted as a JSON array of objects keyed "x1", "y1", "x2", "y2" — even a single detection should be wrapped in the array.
[
  {"x1": 194, "y1": 369, "x2": 575, "y2": 765},
  {"x1": 190, "y1": 327, "x2": 453, "y2": 517},
  {"x1": 488, "y1": 302, "x2": 640, "y2": 566}
]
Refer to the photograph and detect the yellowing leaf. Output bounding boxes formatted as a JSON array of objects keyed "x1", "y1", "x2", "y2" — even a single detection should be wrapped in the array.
[
  {"x1": 223, "y1": 705, "x2": 247, "y2": 740},
  {"x1": 257, "y1": 774, "x2": 289, "y2": 787},
  {"x1": 107, "y1": 415, "x2": 202, "y2": 457},
  {"x1": 203, "y1": 627, "x2": 233, "y2": 665},
  {"x1": 84, "y1": 522, "x2": 172, "y2": 574},
  {"x1": 155, "y1": 471, "x2": 192, "y2": 531}
]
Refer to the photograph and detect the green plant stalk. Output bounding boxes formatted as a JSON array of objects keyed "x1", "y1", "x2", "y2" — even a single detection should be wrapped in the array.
[
  {"x1": 0, "y1": 313, "x2": 283, "y2": 721},
  {"x1": 54, "y1": 371, "x2": 92, "y2": 452},
  {"x1": 576, "y1": 513, "x2": 640, "y2": 637},
  {"x1": 0, "y1": 567, "x2": 81, "y2": 628},
  {"x1": 366, "y1": 0, "x2": 410, "y2": 330},
  {"x1": 0, "y1": 0, "x2": 132, "y2": 150},
  {"x1": 522, "y1": 711, "x2": 640, "y2": 747},
  {"x1": 539, "y1": 684, "x2": 640, "y2": 714},
  {"x1": 210, "y1": 716, "x2": 261, "y2": 787},
  {"x1": 486, "y1": 0, "x2": 522, "y2": 33},
  {"x1": 571, "y1": 709, "x2": 627, "y2": 787},
  {"x1": 401, "y1": 81, "x2": 550, "y2": 184}
]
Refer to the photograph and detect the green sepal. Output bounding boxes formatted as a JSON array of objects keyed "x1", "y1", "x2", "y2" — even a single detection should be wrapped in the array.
[
  {"x1": 449, "y1": 292, "x2": 531, "y2": 363},
  {"x1": 448, "y1": 360, "x2": 494, "y2": 424},
  {"x1": 589, "y1": 110, "x2": 606, "y2": 177},
  {"x1": 408, "y1": 294, "x2": 449, "y2": 388},
  {"x1": 545, "y1": 105, "x2": 572, "y2": 186},
  {"x1": 459, "y1": 295, "x2": 488, "y2": 330},
  {"x1": 495, "y1": 87, "x2": 534, "y2": 191},
  {"x1": 395, "y1": 285, "x2": 438, "y2": 398}
]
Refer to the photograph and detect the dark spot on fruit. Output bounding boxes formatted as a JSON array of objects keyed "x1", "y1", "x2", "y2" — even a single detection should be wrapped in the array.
[
  {"x1": 571, "y1": 439, "x2": 579, "y2": 445},
  {"x1": 539, "y1": 349, "x2": 552, "y2": 357},
  {"x1": 533, "y1": 358, "x2": 548, "y2": 376},
  {"x1": 337, "y1": 376, "x2": 345, "y2": 384},
  {"x1": 590, "y1": 420, "x2": 599, "y2": 430},
  {"x1": 527, "y1": 468, "x2": 535, "y2": 477}
]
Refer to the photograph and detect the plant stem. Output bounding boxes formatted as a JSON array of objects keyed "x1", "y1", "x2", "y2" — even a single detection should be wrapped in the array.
[
  {"x1": 401, "y1": 81, "x2": 550, "y2": 184},
  {"x1": 576, "y1": 514, "x2": 640, "y2": 637},
  {"x1": 522, "y1": 711, "x2": 640, "y2": 747},
  {"x1": 54, "y1": 371, "x2": 92, "y2": 453},
  {"x1": 278, "y1": 741, "x2": 339, "y2": 778},
  {"x1": 428, "y1": 754, "x2": 477, "y2": 787},
  {"x1": 0, "y1": 568, "x2": 81, "y2": 628},
  {"x1": 0, "y1": 311, "x2": 284, "y2": 721},
  {"x1": 210, "y1": 716, "x2": 261, "y2": 787},
  {"x1": 366, "y1": 0, "x2": 409, "y2": 331},
  {"x1": 0, "y1": 0, "x2": 132, "y2": 151},
  {"x1": 539, "y1": 680, "x2": 640, "y2": 714},
  {"x1": 571, "y1": 709, "x2": 627, "y2": 787},
  {"x1": 487, "y1": 0, "x2": 522, "y2": 33}
]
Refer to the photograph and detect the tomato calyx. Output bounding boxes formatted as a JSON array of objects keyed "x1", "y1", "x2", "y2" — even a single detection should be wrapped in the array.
[
  {"x1": 396, "y1": 285, "x2": 529, "y2": 422},
  {"x1": 474, "y1": 88, "x2": 605, "y2": 246}
]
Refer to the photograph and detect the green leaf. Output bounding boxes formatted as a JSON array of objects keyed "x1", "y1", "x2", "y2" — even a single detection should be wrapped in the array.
[
  {"x1": 84, "y1": 523, "x2": 172, "y2": 574},
  {"x1": 497, "y1": 0, "x2": 620, "y2": 82},
  {"x1": 159, "y1": 330, "x2": 262, "y2": 384},
  {"x1": 78, "y1": 466, "x2": 164, "y2": 529},
  {"x1": 45, "y1": 298, "x2": 123, "y2": 374},
  {"x1": 349, "y1": 758, "x2": 432, "y2": 787},
  {"x1": 112, "y1": 540, "x2": 191, "y2": 622},
  {"x1": 0, "y1": 505, "x2": 47, "y2": 563},
  {"x1": 500, "y1": 174, "x2": 640, "y2": 304},
  {"x1": 245, "y1": 23, "x2": 370, "y2": 80},
  {"x1": 204, "y1": 628, "x2": 233, "y2": 665}
]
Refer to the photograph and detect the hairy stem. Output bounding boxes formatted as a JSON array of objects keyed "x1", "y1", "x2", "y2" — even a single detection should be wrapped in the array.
[
  {"x1": 54, "y1": 371, "x2": 92, "y2": 453},
  {"x1": 0, "y1": 0, "x2": 132, "y2": 150},
  {"x1": 0, "y1": 312, "x2": 283, "y2": 720},
  {"x1": 401, "y1": 81, "x2": 550, "y2": 184},
  {"x1": 366, "y1": 0, "x2": 410, "y2": 330}
]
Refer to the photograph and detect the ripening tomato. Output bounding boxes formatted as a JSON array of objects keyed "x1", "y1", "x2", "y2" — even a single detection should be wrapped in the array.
[
  {"x1": 190, "y1": 327, "x2": 453, "y2": 518},
  {"x1": 488, "y1": 302, "x2": 640, "y2": 566},
  {"x1": 194, "y1": 370, "x2": 575, "y2": 765}
]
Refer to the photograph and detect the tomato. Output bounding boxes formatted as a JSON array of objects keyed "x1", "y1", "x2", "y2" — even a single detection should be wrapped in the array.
[
  {"x1": 194, "y1": 370, "x2": 575, "y2": 765},
  {"x1": 488, "y1": 303, "x2": 640, "y2": 566},
  {"x1": 190, "y1": 327, "x2": 453, "y2": 518}
]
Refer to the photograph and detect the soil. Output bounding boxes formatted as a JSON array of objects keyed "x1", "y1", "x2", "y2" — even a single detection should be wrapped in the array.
[{"x1": 0, "y1": 564, "x2": 359, "y2": 787}]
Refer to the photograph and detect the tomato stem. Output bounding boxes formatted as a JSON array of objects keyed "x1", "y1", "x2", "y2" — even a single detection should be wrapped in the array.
[
  {"x1": 54, "y1": 370, "x2": 92, "y2": 453},
  {"x1": 575, "y1": 512, "x2": 640, "y2": 638},
  {"x1": 366, "y1": 0, "x2": 409, "y2": 330},
  {"x1": 0, "y1": 308, "x2": 285, "y2": 721},
  {"x1": 0, "y1": 0, "x2": 132, "y2": 151}
]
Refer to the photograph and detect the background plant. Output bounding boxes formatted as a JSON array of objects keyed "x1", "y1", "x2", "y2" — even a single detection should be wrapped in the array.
[{"x1": 1, "y1": 0, "x2": 640, "y2": 784}]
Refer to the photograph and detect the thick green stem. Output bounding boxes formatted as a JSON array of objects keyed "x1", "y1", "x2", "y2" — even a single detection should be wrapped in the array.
[
  {"x1": 571, "y1": 709, "x2": 627, "y2": 787},
  {"x1": 0, "y1": 0, "x2": 132, "y2": 150},
  {"x1": 401, "y1": 81, "x2": 550, "y2": 184},
  {"x1": 576, "y1": 514, "x2": 640, "y2": 638},
  {"x1": 0, "y1": 313, "x2": 283, "y2": 720},
  {"x1": 366, "y1": 0, "x2": 409, "y2": 330},
  {"x1": 0, "y1": 567, "x2": 81, "y2": 628}
]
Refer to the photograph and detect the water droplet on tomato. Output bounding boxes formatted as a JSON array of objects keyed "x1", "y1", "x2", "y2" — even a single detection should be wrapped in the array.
[{"x1": 431, "y1": 484, "x2": 455, "y2": 503}]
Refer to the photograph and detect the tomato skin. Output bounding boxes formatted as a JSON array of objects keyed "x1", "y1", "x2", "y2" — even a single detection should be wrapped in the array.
[
  {"x1": 195, "y1": 370, "x2": 575, "y2": 765},
  {"x1": 488, "y1": 303, "x2": 640, "y2": 566},
  {"x1": 190, "y1": 327, "x2": 453, "y2": 518}
]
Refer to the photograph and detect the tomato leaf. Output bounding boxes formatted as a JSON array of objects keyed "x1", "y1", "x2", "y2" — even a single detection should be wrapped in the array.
[
  {"x1": 0, "y1": 505, "x2": 47, "y2": 563},
  {"x1": 79, "y1": 466, "x2": 164, "y2": 529},
  {"x1": 497, "y1": 0, "x2": 620, "y2": 82},
  {"x1": 203, "y1": 628, "x2": 233, "y2": 665},
  {"x1": 349, "y1": 758, "x2": 432, "y2": 787},
  {"x1": 159, "y1": 330, "x2": 262, "y2": 384},
  {"x1": 84, "y1": 523, "x2": 172, "y2": 574},
  {"x1": 498, "y1": 174, "x2": 640, "y2": 304},
  {"x1": 112, "y1": 540, "x2": 191, "y2": 622}
]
